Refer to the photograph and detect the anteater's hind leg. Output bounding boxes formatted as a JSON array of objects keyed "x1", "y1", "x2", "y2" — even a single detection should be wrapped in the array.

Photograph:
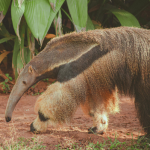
[
  {"x1": 135, "y1": 84, "x2": 150, "y2": 136},
  {"x1": 81, "y1": 88, "x2": 119, "y2": 134}
]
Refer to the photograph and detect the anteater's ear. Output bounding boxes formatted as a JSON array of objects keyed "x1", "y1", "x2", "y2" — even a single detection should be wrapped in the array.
[{"x1": 28, "y1": 65, "x2": 34, "y2": 74}]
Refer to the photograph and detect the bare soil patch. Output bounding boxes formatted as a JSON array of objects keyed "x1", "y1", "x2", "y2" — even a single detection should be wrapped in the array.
[{"x1": 0, "y1": 94, "x2": 145, "y2": 149}]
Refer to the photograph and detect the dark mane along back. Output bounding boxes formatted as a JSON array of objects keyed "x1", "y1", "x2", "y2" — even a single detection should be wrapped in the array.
[{"x1": 29, "y1": 27, "x2": 150, "y2": 78}]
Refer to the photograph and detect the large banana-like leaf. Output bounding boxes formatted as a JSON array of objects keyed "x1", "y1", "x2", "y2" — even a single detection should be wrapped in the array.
[
  {"x1": 24, "y1": 0, "x2": 51, "y2": 44},
  {"x1": 0, "y1": 0, "x2": 11, "y2": 23},
  {"x1": 110, "y1": 8, "x2": 140, "y2": 28},
  {"x1": 24, "y1": 0, "x2": 64, "y2": 44},
  {"x1": 67, "y1": 0, "x2": 88, "y2": 32},
  {"x1": 11, "y1": 0, "x2": 25, "y2": 41},
  {"x1": 12, "y1": 20, "x2": 32, "y2": 79}
]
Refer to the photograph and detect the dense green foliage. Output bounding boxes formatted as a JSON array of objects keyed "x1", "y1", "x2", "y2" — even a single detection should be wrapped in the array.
[{"x1": 0, "y1": 0, "x2": 150, "y2": 79}]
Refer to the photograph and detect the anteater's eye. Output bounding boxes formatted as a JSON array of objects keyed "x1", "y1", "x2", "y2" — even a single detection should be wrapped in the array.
[{"x1": 22, "y1": 81, "x2": 26, "y2": 85}]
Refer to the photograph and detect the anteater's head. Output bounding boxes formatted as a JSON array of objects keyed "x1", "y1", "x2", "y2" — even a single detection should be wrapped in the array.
[{"x1": 5, "y1": 65, "x2": 39, "y2": 122}]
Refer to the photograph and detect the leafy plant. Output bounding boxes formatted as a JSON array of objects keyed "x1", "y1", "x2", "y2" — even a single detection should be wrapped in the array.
[
  {"x1": 0, "y1": 73, "x2": 12, "y2": 93},
  {"x1": 0, "y1": 0, "x2": 150, "y2": 81}
]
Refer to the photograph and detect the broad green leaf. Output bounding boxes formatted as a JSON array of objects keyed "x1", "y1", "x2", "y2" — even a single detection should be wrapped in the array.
[
  {"x1": 0, "y1": 0, "x2": 11, "y2": 23},
  {"x1": 11, "y1": 0, "x2": 25, "y2": 40},
  {"x1": 110, "y1": 8, "x2": 140, "y2": 28},
  {"x1": 12, "y1": 37, "x2": 20, "y2": 79},
  {"x1": 12, "y1": 20, "x2": 27, "y2": 79},
  {"x1": 0, "y1": 36, "x2": 15, "y2": 44},
  {"x1": 24, "y1": 0, "x2": 51, "y2": 44},
  {"x1": 24, "y1": 0, "x2": 64, "y2": 44},
  {"x1": 67, "y1": 0, "x2": 88, "y2": 32},
  {"x1": 0, "y1": 23, "x2": 10, "y2": 37},
  {"x1": 86, "y1": 16, "x2": 95, "y2": 31}
]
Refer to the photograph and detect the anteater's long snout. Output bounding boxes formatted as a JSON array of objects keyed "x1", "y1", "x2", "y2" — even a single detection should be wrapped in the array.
[
  {"x1": 5, "y1": 64, "x2": 39, "y2": 122},
  {"x1": 5, "y1": 83, "x2": 25, "y2": 122}
]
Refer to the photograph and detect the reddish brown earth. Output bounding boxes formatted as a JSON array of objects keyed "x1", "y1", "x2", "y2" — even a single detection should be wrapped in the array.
[{"x1": 0, "y1": 91, "x2": 145, "y2": 149}]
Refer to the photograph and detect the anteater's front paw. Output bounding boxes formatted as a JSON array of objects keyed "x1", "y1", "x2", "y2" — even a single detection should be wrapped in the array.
[
  {"x1": 88, "y1": 127, "x2": 97, "y2": 134},
  {"x1": 88, "y1": 127, "x2": 105, "y2": 134}
]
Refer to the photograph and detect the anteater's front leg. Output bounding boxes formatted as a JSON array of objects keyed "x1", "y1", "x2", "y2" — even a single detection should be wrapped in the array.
[
  {"x1": 30, "y1": 82, "x2": 79, "y2": 132},
  {"x1": 88, "y1": 111, "x2": 108, "y2": 134}
]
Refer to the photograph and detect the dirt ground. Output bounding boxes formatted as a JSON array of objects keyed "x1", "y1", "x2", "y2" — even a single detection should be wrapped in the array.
[{"x1": 0, "y1": 92, "x2": 145, "y2": 149}]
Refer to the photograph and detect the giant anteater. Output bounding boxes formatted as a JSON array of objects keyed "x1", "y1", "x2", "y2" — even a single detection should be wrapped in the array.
[{"x1": 5, "y1": 27, "x2": 150, "y2": 135}]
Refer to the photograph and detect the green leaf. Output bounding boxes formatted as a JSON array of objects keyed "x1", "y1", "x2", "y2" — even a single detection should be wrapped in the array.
[
  {"x1": 0, "y1": 36, "x2": 15, "y2": 44},
  {"x1": 11, "y1": 0, "x2": 25, "y2": 41},
  {"x1": 0, "y1": 0, "x2": 11, "y2": 23},
  {"x1": 110, "y1": 8, "x2": 140, "y2": 28},
  {"x1": 5, "y1": 73, "x2": 9, "y2": 77},
  {"x1": 86, "y1": 16, "x2": 95, "y2": 31},
  {"x1": 5, "y1": 79, "x2": 8, "y2": 82},
  {"x1": 67, "y1": 0, "x2": 88, "y2": 32},
  {"x1": 8, "y1": 76, "x2": 12, "y2": 81},
  {"x1": 24, "y1": 0, "x2": 50, "y2": 44},
  {"x1": 24, "y1": 0, "x2": 64, "y2": 44}
]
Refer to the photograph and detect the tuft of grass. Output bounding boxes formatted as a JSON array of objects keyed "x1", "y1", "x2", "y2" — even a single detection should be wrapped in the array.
[
  {"x1": 54, "y1": 135, "x2": 150, "y2": 150},
  {"x1": 86, "y1": 135, "x2": 150, "y2": 150},
  {"x1": 0, "y1": 122, "x2": 46, "y2": 150},
  {"x1": 0, "y1": 137, "x2": 46, "y2": 150}
]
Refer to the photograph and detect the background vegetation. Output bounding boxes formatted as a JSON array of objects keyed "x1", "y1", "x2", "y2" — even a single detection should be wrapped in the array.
[{"x1": 0, "y1": 0, "x2": 150, "y2": 81}]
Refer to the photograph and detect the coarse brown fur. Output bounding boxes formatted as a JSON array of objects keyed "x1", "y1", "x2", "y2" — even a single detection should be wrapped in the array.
[
  {"x1": 5, "y1": 26, "x2": 150, "y2": 135},
  {"x1": 30, "y1": 26, "x2": 150, "y2": 135}
]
